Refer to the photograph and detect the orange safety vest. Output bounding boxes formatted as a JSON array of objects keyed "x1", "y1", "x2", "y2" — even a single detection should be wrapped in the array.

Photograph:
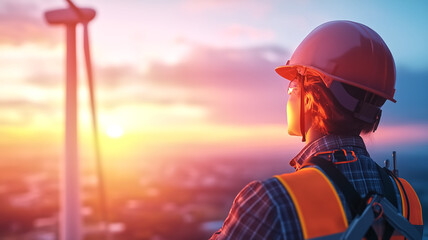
[{"x1": 275, "y1": 167, "x2": 423, "y2": 239}]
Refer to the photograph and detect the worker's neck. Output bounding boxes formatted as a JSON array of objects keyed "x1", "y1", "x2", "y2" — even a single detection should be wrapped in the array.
[{"x1": 305, "y1": 126, "x2": 325, "y2": 145}]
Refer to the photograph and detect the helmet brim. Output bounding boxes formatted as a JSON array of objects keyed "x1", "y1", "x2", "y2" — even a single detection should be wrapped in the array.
[
  {"x1": 275, "y1": 64, "x2": 396, "y2": 103},
  {"x1": 275, "y1": 65, "x2": 297, "y2": 81}
]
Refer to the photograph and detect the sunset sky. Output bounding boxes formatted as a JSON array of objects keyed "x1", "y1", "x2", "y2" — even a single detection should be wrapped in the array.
[{"x1": 1, "y1": 0, "x2": 428, "y2": 171}]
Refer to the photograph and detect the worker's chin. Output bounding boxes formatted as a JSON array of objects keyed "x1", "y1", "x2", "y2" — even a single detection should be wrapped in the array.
[{"x1": 288, "y1": 127, "x2": 301, "y2": 136}]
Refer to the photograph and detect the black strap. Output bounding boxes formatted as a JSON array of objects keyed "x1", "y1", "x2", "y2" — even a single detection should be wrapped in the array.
[
  {"x1": 376, "y1": 166, "x2": 398, "y2": 240},
  {"x1": 303, "y1": 156, "x2": 377, "y2": 240},
  {"x1": 387, "y1": 170, "x2": 411, "y2": 221},
  {"x1": 376, "y1": 166, "x2": 398, "y2": 209},
  {"x1": 303, "y1": 157, "x2": 364, "y2": 216}
]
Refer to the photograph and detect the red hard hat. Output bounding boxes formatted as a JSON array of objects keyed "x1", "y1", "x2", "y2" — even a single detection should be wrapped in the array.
[{"x1": 276, "y1": 20, "x2": 396, "y2": 102}]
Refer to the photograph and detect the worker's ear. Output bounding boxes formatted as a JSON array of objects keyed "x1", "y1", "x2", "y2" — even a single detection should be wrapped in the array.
[{"x1": 304, "y1": 94, "x2": 312, "y2": 112}]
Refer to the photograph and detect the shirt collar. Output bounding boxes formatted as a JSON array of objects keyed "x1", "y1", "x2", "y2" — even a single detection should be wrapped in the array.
[{"x1": 289, "y1": 135, "x2": 367, "y2": 170}]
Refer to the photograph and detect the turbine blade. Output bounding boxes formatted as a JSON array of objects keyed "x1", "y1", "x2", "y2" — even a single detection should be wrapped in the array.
[
  {"x1": 65, "y1": 0, "x2": 84, "y2": 20},
  {"x1": 83, "y1": 22, "x2": 111, "y2": 240}
]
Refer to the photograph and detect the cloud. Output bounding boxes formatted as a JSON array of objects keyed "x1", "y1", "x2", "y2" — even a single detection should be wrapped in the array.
[
  {"x1": 25, "y1": 63, "x2": 142, "y2": 90},
  {"x1": 147, "y1": 45, "x2": 288, "y2": 89},
  {"x1": 144, "y1": 45, "x2": 290, "y2": 124},
  {"x1": 96, "y1": 65, "x2": 141, "y2": 89},
  {"x1": 0, "y1": 99, "x2": 53, "y2": 110},
  {"x1": 0, "y1": 99, "x2": 57, "y2": 126},
  {"x1": 0, "y1": 1, "x2": 61, "y2": 46},
  {"x1": 50, "y1": 45, "x2": 291, "y2": 126},
  {"x1": 25, "y1": 71, "x2": 62, "y2": 88}
]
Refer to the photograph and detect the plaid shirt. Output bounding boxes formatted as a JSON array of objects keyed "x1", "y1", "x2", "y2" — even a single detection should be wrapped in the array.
[{"x1": 210, "y1": 135, "x2": 402, "y2": 240}]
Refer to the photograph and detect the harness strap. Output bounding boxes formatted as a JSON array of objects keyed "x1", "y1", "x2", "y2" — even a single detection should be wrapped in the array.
[
  {"x1": 376, "y1": 165, "x2": 398, "y2": 240},
  {"x1": 377, "y1": 166, "x2": 398, "y2": 208},
  {"x1": 277, "y1": 156, "x2": 423, "y2": 240},
  {"x1": 301, "y1": 157, "x2": 362, "y2": 217}
]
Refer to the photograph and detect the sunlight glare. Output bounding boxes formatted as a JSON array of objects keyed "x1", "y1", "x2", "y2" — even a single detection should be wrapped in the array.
[{"x1": 106, "y1": 124, "x2": 124, "y2": 138}]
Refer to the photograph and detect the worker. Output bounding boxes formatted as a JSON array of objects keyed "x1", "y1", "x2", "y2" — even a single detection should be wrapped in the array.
[{"x1": 210, "y1": 20, "x2": 423, "y2": 240}]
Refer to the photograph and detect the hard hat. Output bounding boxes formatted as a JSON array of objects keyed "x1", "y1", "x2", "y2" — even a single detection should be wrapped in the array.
[{"x1": 276, "y1": 20, "x2": 396, "y2": 102}]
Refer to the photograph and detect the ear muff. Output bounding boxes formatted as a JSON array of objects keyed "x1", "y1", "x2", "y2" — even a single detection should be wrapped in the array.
[{"x1": 372, "y1": 110, "x2": 382, "y2": 132}]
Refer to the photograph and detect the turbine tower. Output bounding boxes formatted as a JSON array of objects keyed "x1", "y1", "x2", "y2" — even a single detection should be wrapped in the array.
[{"x1": 44, "y1": 1, "x2": 108, "y2": 240}]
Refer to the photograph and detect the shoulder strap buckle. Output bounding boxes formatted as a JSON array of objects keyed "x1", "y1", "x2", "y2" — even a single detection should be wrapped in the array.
[
  {"x1": 341, "y1": 194, "x2": 423, "y2": 240},
  {"x1": 313, "y1": 149, "x2": 357, "y2": 165}
]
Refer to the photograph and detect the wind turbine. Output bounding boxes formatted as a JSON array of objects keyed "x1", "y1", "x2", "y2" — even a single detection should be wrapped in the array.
[{"x1": 44, "y1": 1, "x2": 109, "y2": 239}]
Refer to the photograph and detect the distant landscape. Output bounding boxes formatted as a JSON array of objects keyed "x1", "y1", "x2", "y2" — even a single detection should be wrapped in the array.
[
  {"x1": 0, "y1": 154, "x2": 289, "y2": 240},
  {"x1": 0, "y1": 149, "x2": 426, "y2": 240}
]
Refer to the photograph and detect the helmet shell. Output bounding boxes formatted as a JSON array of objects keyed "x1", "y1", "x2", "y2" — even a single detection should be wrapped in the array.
[{"x1": 276, "y1": 20, "x2": 396, "y2": 102}]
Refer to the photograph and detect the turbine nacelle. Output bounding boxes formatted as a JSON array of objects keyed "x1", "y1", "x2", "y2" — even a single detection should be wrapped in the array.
[{"x1": 45, "y1": 8, "x2": 96, "y2": 25}]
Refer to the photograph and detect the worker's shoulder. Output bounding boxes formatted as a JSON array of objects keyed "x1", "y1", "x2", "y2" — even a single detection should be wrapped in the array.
[
  {"x1": 232, "y1": 177, "x2": 288, "y2": 205},
  {"x1": 233, "y1": 180, "x2": 265, "y2": 203},
  {"x1": 259, "y1": 176, "x2": 297, "y2": 206}
]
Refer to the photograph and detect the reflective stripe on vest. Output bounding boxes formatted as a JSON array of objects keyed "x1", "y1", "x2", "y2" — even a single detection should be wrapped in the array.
[{"x1": 275, "y1": 168, "x2": 423, "y2": 240}]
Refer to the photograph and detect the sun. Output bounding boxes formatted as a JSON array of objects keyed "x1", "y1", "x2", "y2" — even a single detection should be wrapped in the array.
[{"x1": 106, "y1": 124, "x2": 124, "y2": 138}]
